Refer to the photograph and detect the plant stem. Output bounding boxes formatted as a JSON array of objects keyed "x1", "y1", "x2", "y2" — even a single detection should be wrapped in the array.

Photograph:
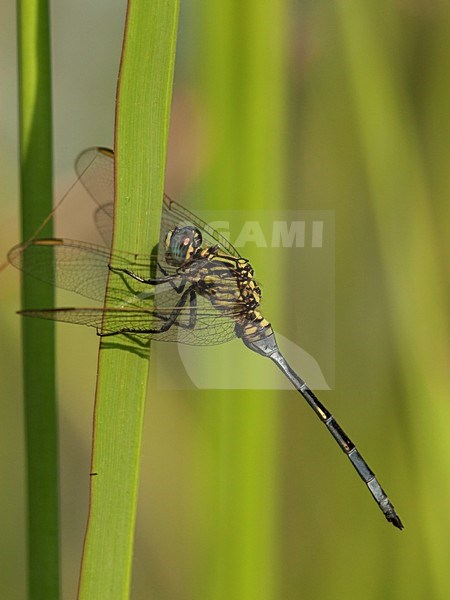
[{"x1": 17, "y1": 1, "x2": 59, "y2": 598}]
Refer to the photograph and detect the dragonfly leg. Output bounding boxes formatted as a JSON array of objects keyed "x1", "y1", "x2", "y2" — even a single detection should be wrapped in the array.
[
  {"x1": 154, "y1": 288, "x2": 197, "y2": 329},
  {"x1": 157, "y1": 261, "x2": 186, "y2": 293},
  {"x1": 98, "y1": 286, "x2": 194, "y2": 337},
  {"x1": 187, "y1": 289, "x2": 197, "y2": 328},
  {"x1": 111, "y1": 268, "x2": 154, "y2": 297},
  {"x1": 109, "y1": 264, "x2": 179, "y2": 286}
]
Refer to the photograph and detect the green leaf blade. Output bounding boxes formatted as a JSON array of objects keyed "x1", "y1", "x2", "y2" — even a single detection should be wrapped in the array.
[{"x1": 78, "y1": 1, "x2": 180, "y2": 598}]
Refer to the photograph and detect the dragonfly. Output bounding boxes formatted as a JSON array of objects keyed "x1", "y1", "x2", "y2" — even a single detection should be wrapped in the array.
[{"x1": 8, "y1": 147, "x2": 403, "y2": 529}]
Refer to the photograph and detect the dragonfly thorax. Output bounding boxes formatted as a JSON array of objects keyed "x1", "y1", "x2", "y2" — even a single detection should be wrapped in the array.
[{"x1": 194, "y1": 251, "x2": 265, "y2": 319}]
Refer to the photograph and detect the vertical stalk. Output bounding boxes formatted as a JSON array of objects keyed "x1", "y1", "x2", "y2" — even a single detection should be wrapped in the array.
[{"x1": 17, "y1": 1, "x2": 59, "y2": 598}]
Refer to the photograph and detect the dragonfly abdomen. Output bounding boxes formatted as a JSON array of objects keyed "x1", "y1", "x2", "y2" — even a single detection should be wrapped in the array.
[{"x1": 235, "y1": 312, "x2": 273, "y2": 344}]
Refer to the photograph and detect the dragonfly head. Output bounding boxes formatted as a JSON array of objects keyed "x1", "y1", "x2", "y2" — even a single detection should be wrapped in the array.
[{"x1": 165, "y1": 226, "x2": 203, "y2": 266}]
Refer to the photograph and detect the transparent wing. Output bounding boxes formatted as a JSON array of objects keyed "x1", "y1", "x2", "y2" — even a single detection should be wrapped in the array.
[
  {"x1": 161, "y1": 195, "x2": 241, "y2": 258},
  {"x1": 75, "y1": 147, "x2": 115, "y2": 246},
  {"x1": 7, "y1": 237, "x2": 190, "y2": 310},
  {"x1": 18, "y1": 301, "x2": 238, "y2": 346},
  {"x1": 8, "y1": 238, "x2": 244, "y2": 345},
  {"x1": 94, "y1": 203, "x2": 114, "y2": 247},
  {"x1": 75, "y1": 147, "x2": 241, "y2": 257},
  {"x1": 7, "y1": 238, "x2": 153, "y2": 303},
  {"x1": 75, "y1": 147, "x2": 115, "y2": 209},
  {"x1": 9, "y1": 148, "x2": 246, "y2": 346}
]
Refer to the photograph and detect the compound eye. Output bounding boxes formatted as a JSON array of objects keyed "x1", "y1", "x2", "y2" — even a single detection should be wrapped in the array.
[{"x1": 166, "y1": 226, "x2": 202, "y2": 265}]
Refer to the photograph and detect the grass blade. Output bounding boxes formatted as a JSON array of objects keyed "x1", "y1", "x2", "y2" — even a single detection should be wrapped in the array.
[
  {"x1": 77, "y1": 1, "x2": 180, "y2": 598},
  {"x1": 17, "y1": 1, "x2": 59, "y2": 598}
]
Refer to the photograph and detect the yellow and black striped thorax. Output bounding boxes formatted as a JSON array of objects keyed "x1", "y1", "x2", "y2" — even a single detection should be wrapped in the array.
[
  {"x1": 187, "y1": 247, "x2": 273, "y2": 341},
  {"x1": 193, "y1": 248, "x2": 261, "y2": 308}
]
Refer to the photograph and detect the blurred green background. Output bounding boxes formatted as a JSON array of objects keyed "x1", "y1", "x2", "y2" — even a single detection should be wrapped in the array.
[{"x1": 1, "y1": 0, "x2": 450, "y2": 598}]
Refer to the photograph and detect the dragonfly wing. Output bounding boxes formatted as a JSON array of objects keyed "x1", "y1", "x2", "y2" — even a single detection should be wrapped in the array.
[
  {"x1": 75, "y1": 147, "x2": 241, "y2": 259},
  {"x1": 94, "y1": 203, "x2": 114, "y2": 246},
  {"x1": 7, "y1": 237, "x2": 159, "y2": 304},
  {"x1": 9, "y1": 237, "x2": 245, "y2": 345},
  {"x1": 92, "y1": 197, "x2": 242, "y2": 266},
  {"x1": 75, "y1": 147, "x2": 114, "y2": 208},
  {"x1": 76, "y1": 148, "x2": 115, "y2": 246},
  {"x1": 161, "y1": 195, "x2": 241, "y2": 258},
  {"x1": 18, "y1": 304, "x2": 238, "y2": 345},
  {"x1": 8, "y1": 238, "x2": 110, "y2": 301},
  {"x1": 93, "y1": 201, "x2": 171, "y2": 274}
]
